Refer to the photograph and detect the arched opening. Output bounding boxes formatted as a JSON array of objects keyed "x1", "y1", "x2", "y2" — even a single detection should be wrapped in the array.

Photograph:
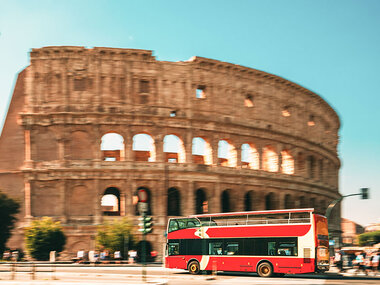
[
  {"x1": 218, "y1": 140, "x2": 237, "y2": 167},
  {"x1": 241, "y1": 143, "x2": 259, "y2": 169},
  {"x1": 281, "y1": 150, "x2": 294, "y2": 174},
  {"x1": 134, "y1": 187, "x2": 152, "y2": 215},
  {"x1": 195, "y1": 188, "x2": 208, "y2": 214},
  {"x1": 163, "y1": 135, "x2": 186, "y2": 163},
  {"x1": 307, "y1": 155, "x2": 316, "y2": 178},
  {"x1": 101, "y1": 133, "x2": 125, "y2": 161},
  {"x1": 296, "y1": 152, "x2": 305, "y2": 176},
  {"x1": 299, "y1": 196, "x2": 307, "y2": 208},
  {"x1": 244, "y1": 191, "x2": 254, "y2": 211},
  {"x1": 101, "y1": 187, "x2": 121, "y2": 216},
  {"x1": 167, "y1": 187, "x2": 181, "y2": 216},
  {"x1": 310, "y1": 197, "x2": 316, "y2": 209},
  {"x1": 265, "y1": 192, "x2": 275, "y2": 210},
  {"x1": 262, "y1": 146, "x2": 278, "y2": 172},
  {"x1": 284, "y1": 194, "x2": 293, "y2": 209},
  {"x1": 192, "y1": 137, "x2": 212, "y2": 165},
  {"x1": 221, "y1": 189, "x2": 231, "y2": 212},
  {"x1": 133, "y1": 134, "x2": 156, "y2": 162}
]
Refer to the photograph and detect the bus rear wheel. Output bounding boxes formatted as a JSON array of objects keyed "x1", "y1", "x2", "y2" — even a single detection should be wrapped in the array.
[
  {"x1": 257, "y1": 262, "x2": 273, "y2": 277},
  {"x1": 188, "y1": 260, "x2": 200, "y2": 275}
]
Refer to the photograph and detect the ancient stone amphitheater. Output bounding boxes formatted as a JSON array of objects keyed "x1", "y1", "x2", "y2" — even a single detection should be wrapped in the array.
[{"x1": 0, "y1": 46, "x2": 341, "y2": 259}]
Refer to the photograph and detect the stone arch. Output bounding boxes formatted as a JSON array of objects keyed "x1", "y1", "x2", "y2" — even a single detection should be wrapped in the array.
[
  {"x1": 307, "y1": 155, "x2": 316, "y2": 178},
  {"x1": 101, "y1": 187, "x2": 121, "y2": 216},
  {"x1": 265, "y1": 192, "x2": 276, "y2": 210},
  {"x1": 195, "y1": 188, "x2": 208, "y2": 214},
  {"x1": 69, "y1": 185, "x2": 93, "y2": 216},
  {"x1": 133, "y1": 133, "x2": 156, "y2": 162},
  {"x1": 163, "y1": 134, "x2": 186, "y2": 163},
  {"x1": 244, "y1": 190, "x2": 254, "y2": 211},
  {"x1": 218, "y1": 140, "x2": 237, "y2": 167},
  {"x1": 192, "y1": 137, "x2": 213, "y2": 165},
  {"x1": 310, "y1": 197, "x2": 316, "y2": 209},
  {"x1": 101, "y1": 132, "x2": 125, "y2": 161},
  {"x1": 167, "y1": 187, "x2": 181, "y2": 216},
  {"x1": 241, "y1": 143, "x2": 259, "y2": 170},
  {"x1": 299, "y1": 195, "x2": 307, "y2": 208},
  {"x1": 69, "y1": 131, "x2": 93, "y2": 160},
  {"x1": 221, "y1": 189, "x2": 233, "y2": 212},
  {"x1": 262, "y1": 145, "x2": 278, "y2": 172},
  {"x1": 284, "y1": 194, "x2": 293, "y2": 209},
  {"x1": 281, "y1": 150, "x2": 294, "y2": 174},
  {"x1": 296, "y1": 152, "x2": 305, "y2": 176}
]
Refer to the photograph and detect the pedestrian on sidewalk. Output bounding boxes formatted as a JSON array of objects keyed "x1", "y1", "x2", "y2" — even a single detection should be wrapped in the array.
[
  {"x1": 372, "y1": 251, "x2": 379, "y2": 276},
  {"x1": 334, "y1": 249, "x2": 343, "y2": 272},
  {"x1": 353, "y1": 251, "x2": 365, "y2": 275}
]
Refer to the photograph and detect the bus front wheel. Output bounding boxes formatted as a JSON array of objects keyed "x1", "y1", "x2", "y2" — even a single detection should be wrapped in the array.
[
  {"x1": 188, "y1": 260, "x2": 200, "y2": 275},
  {"x1": 257, "y1": 262, "x2": 273, "y2": 277}
]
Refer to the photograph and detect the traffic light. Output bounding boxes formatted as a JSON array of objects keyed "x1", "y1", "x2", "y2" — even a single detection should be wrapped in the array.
[
  {"x1": 138, "y1": 215, "x2": 153, "y2": 234},
  {"x1": 360, "y1": 188, "x2": 369, "y2": 199}
]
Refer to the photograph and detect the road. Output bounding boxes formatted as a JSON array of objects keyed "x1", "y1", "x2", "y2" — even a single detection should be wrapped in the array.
[{"x1": 0, "y1": 264, "x2": 379, "y2": 284}]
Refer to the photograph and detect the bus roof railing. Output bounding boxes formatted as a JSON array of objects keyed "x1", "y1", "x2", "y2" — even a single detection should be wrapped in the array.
[{"x1": 189, "y1": 208, "x2": 315, "y2": 219}]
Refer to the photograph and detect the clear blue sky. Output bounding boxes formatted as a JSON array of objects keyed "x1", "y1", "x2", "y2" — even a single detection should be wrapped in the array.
[{"x1": 1, "y1": 0, "x2": 379, "y2": 226}]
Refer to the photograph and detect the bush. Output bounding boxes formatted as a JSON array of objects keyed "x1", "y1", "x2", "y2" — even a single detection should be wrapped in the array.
[
  {"x1": 96, "y1": 218, "x2": 136, "y2": 259},
  {"x1": 358, "y1": 230, "x2": 380, "y2": 246},
  {"x1": 0, "y1": 192, "x2": 20, "y2": 257},
  {"x1": 25, "y1": 217, "x2": 66, "y2": 261}
]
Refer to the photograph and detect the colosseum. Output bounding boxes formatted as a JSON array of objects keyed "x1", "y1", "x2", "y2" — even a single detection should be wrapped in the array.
[{"x1": 0, "y1": 46, "x2": 341, "y2": 259}]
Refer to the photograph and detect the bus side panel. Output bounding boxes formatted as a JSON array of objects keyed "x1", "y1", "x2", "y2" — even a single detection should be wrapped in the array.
[
  {"x1": 197, "y1": 256, "x2": 316, "y2": 274},
  {"x1": 165, "y1": 255, "x2": 189, "y2": 270}
]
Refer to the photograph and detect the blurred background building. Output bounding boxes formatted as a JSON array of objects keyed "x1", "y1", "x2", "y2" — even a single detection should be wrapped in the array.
[
  {"x1": 0, "y1": 46, "x2": 341, "y2": 259},
  {"x1": 341, "y1": 218, "x2": 364, "y2": 246}
]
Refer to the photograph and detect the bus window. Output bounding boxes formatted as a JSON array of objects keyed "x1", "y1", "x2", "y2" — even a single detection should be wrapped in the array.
[
  {"x1": 268, "y1": 242, "x2": 276, "y2": 255},
  {"x1": 168, "y1": 220, "x2": 179, "y2": 232},
  {"x1": 277, "y1": 241, "x2": 297, "y2": 256},
  {"x1": 168, "y1": 242, "x2": 180, "y2": 255},
  {"x1": 225, "y1": 241, "x2": 239, "y2": 255},
  {"x1": 209, "y1": 241, "x2": 223, "y2": 255}
]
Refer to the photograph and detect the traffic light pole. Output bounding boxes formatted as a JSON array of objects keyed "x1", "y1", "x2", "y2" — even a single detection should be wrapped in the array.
[
  {"x1": 325, "y1": 188, "x2": 369, "y2": 220},
  {"x1": 141, "y1": 211, "x2": 147, "y2": 282}
]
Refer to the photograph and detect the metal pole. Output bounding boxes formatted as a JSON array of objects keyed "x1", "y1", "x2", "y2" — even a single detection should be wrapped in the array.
[
  {"x1": 325, "y1": 193, "x2": 360, "y2": 220},
  {"x1": 142, "y1": 211, "x2": 146, "y2": 282}
]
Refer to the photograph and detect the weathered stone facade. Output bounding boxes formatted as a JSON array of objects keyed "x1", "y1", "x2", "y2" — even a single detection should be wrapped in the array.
[{"x1": 0, "y1": 46, "x2": 341, "y2": 259}]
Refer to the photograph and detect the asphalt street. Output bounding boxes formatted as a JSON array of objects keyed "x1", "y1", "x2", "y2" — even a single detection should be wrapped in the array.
[{"x1": 0, "y1": 264, "x2": 379, "y2": 285}]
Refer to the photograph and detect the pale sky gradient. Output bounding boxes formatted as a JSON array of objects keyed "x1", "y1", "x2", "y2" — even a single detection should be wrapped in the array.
[{"x1": 0, "y1": 0, "x2": 379, "y2": 226}]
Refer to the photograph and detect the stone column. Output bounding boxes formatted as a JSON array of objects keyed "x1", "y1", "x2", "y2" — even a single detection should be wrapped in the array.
[
  {"x1": 59, "y1": 180, "x2": 68, "y2": 223},
  {"x1": 236, "y1": 144, "x2": 242, "y2": 168},
  {"x1": 94, "y1": 179, "x2": 102, "y2": 224},
  {"x1": 24, "y1": 179, "x2": 32, "y2": 221},
  {"x1": 185, "y1": 180, "x2": 195, "y2": 215}
]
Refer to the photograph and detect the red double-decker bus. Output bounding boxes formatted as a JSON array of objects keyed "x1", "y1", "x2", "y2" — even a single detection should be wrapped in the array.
[{"x1": 165, "y1": 208, "x2": 329, "y2": 277}]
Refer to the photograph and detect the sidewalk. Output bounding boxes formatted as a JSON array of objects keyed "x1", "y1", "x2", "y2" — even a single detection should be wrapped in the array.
[{"x1": 327, "y1": 265, "x2": 380, "y2": 278}]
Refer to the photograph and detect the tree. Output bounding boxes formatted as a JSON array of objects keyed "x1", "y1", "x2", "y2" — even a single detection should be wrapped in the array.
[
  {"x1": 96, "y1": 218, "x2": 136, "y2": 258},
  {"x1": 25, "y1": 217, "x2": 66, "y2": 261},
  {"x1": 0, "y1": 191, "x2": 20, "y2": 257},
  {"x1": 358, "y1": 230, "x2": 380, "y2": 246}
]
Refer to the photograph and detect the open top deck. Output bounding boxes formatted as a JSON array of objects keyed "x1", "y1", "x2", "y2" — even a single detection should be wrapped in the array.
[{"x1": 168, "y1": 208, "x2": 316, "y2": 233}]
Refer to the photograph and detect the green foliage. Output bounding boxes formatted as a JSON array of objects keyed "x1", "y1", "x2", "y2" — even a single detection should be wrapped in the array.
[
  {"x1": 25, "y1": 217, "x2": 66, "y2": 261},
  {"x1": 96, "y1": 218, "x2": 136, "y2": 257},
  {"x1": 0, "y1": 191, "x2": 20, "y2": 256},
  {"x1": 358, "y1": 230, "x2": 380, "y2": 246}
]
